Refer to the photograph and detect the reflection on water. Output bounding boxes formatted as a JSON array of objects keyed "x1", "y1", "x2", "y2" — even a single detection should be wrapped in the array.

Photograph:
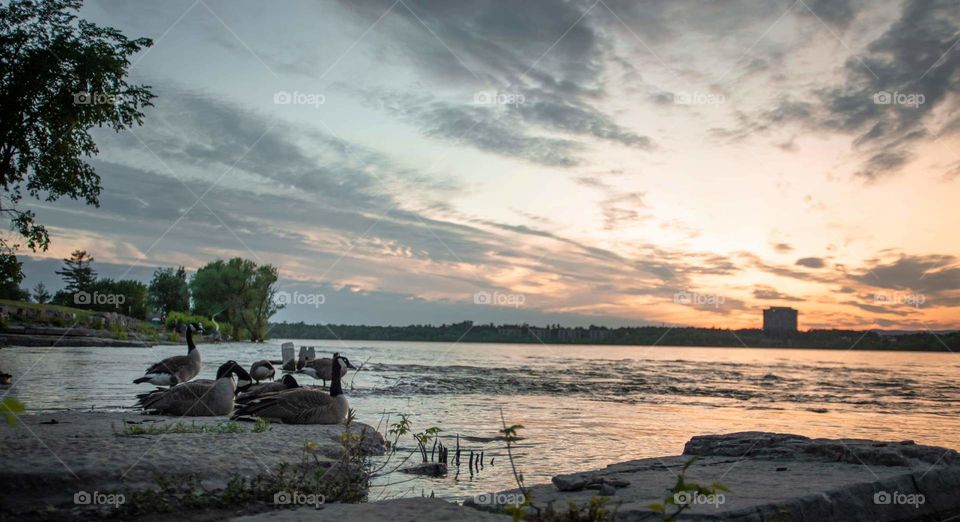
[{"x1": 2, "y1": 340, "x2": 959, "y2": 499}]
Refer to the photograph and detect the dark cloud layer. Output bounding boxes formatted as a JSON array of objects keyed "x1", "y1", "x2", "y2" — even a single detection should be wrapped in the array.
[
  {"x1": 333, "y1": 0, "x2": 652, "y2": 165},
  {"x1": 712, "y1": 0, "x2": 960, "y2": 181}
]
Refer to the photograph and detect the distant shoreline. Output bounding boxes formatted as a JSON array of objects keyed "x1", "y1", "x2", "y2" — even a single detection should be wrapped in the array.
[
  {"x1": 271, "y1": 337, "x2": 956, "y2": 353},
  {"x1": 270, "y1": 321, "x2": 959, "y2": 353}
]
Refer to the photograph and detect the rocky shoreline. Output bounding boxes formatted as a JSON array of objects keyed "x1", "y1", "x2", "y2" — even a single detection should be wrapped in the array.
[
  {"x1": 2, "y1": 412, "x2": 958, "y2": 521},
  {"x1": 0, "y1": 325, "x2": 158, "y2": 347},
  {"x1": 468, "y1": 432, "x2": 960, "y2": 521},
  {"x1": 0, "y1": 412, "x2": 385, "y2": 520}
]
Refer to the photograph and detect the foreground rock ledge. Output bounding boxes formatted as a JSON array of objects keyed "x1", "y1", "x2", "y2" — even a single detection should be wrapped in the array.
[
  {"x1": 0, "y1": 411, "x2": 384, "y2": 517},
  {"x1": 467, "y1": 431, "x2": 960, "y2": 521}
]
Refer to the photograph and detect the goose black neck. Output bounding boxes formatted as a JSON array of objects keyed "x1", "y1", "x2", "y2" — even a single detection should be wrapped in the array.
[
  {"x1": 185, "y1": 326, "x2": 196, "y2": 352},
  {"x1": 330, "y1": 358, "x2": 343, "y2": 397}
]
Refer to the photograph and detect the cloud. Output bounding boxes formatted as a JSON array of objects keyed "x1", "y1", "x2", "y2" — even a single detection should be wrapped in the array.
[
  {"x1": 362, "y1": 89, "x2": 583, "y2": 166},
  {"x1": 356, "y1": 86, "x2": 650, "y2": 166},
  {"x1": 334, "y1": 0, "x2": 607, "y2": 92},
  {"x1": 797, "y1": 0, "x2": 861, "y2": 28},
  {"x1": 796, "y1": 257, "x2": 826, "y2": 268},
  {"x1": 822, "y1": 0, "x2": 959, "y2": 180},
  {"x1": 329, "y1": 0, "x2": 652, "y2": 165},
  {"x1": 753, "y1": 285, "x2": 803, "y2": 302},
  {"x1": 849, "y1": 254, "x2": 960, "y2": 295},
  {"x1": 843, "y1": 300, "x2": 916, "y2": 316},
  {"x1": 709, "y1": 0, "x2": 960, "y2": 181}
]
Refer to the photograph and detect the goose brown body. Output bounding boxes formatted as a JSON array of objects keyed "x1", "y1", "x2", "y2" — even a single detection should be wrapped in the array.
[
  {"x1": 234, "y1": 354, "x2": 350, "y2": 424},
  {"x1": 134, "y1": 325, "x2": 202, "y2": 386},
  {"x1": 137, "y1": 361, "x2": 251, "y2": 416},
  {"x1": 237, "y1": 374, "x2": 299, "y2": 402},
  {"x1": 249, "y1": 360, "x2": 275, "y2": 383}
]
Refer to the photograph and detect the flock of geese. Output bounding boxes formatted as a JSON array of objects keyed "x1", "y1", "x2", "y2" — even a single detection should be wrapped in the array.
[{"x1": 132, "y1": 325, "x2": 356, "y2": 424}]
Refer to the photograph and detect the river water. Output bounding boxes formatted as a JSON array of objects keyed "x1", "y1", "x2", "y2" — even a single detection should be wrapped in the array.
[{"x1": 2, "y1": 339, "x2": 958, "y2": 501}]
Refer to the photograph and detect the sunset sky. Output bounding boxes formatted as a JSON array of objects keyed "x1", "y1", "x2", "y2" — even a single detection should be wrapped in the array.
[{"x1": 21, "y1": 0, "x2": 960, "y2": 330}]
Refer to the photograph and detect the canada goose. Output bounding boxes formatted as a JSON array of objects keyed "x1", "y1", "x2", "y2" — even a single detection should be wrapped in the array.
[
  {"x1": 0, "y1": 371, "x2": 11, "y2": 385},
  {"x1": 137, "y1": 360, "x2": 252, "y2": 416},
  {"x1": 298, "y1": 355, "x2": 357, "y2": 387},
  {"x1": 249, "y1": 360, "x2": 275, "y2": 383},
  {"x1": 237, "y1": 374, "x2": 299, "y2": 403},
  {"x1": 234, "y1": 353, "x2": 350, "y2": 424},
  {"x1": 134, "y1": 324, "x2": 202, "y2": 386}
]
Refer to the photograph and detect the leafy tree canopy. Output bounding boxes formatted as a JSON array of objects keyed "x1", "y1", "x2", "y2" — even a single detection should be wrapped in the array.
[
  {"x1": 148, "y1": 266, "x2": 189, "y2": 314},
  {"x1": 0, "y1": 0, "x2": 153, "y2": 277},
  {"x1": 191, "y1": 257, "x2": 282, "y2": 342}
]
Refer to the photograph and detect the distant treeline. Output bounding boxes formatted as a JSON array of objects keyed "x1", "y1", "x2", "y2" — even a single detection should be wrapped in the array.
[{"x1": 268, "y1": 321, "x2": 959, "y2": 351}]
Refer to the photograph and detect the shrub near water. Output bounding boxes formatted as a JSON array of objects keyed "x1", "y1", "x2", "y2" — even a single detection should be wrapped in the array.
[{"x1": 164, "y1": 312, "x2": 218, "y2": 333}]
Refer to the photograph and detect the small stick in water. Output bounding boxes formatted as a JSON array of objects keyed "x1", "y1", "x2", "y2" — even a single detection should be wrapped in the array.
[{"x1": 455, "y1": 434, "x2": 461, "y2": 466}]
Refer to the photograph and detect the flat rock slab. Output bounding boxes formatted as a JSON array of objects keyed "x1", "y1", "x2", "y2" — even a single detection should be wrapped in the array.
[
  {"x1": 0, "y1": 412, "x2": 384, "y2": 517},
  {"x1": 469, "y1": 432, "x2": 960, "y2": 521},
  {"x1": 231, "y1": 498, "x2": 510, "y2": 521}
]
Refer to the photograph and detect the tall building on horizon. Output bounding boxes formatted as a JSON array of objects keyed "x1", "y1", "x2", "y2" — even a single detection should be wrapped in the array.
[{"x1": 763, "y1": 307, "x2": 798, "y2": 337}]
